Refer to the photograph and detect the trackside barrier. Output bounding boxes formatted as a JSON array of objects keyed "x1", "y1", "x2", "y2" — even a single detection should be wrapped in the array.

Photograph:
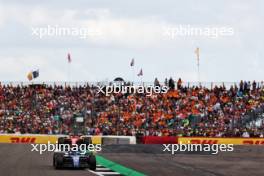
[
  {"x1": 140, "y1": 136, "x2": 264, "y2": 145},
  {"x1": 0, "y1": 134, "x2": 59, "y2": 144},
  {"x1": 142, "y1": 136, "x2": 178, "y2": 144},
  {"x1": 178, "y1": 137, "x2": 264, "y2": 145},
  {"x1": 1, "y1": 135, "x2": 263, "y2": 145},
  {"x1": 99, "y1": 136, "x2": 136, "y2": 145},
  {"x1": 0, "y1": 134, "x2": 136, "y2": 145}
]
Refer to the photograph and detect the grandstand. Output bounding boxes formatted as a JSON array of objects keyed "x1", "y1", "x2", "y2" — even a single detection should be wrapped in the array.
[{"x1": 0, "y1": 79, "x2": 263, "y2": 137}]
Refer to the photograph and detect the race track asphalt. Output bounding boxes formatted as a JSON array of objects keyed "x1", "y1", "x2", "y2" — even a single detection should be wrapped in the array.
[
  {"x1": 101, "y1": 145, "x2": 264, "y2": 176},
  {"x1": 0, "y1": 144, "x2": 264, "y2": 176}
]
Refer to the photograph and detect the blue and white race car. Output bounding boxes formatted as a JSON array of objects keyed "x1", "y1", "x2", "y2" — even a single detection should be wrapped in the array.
[
  {"x1": 53, "y1": 136, "x2": 96, "y2": 170},
  {"x1": 53, "y1": 150, "x2": 96, "y2": 170}
]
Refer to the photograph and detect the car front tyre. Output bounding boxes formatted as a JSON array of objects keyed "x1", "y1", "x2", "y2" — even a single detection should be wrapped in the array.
[{"x1": 88, "y1": 155, "x2": 96, "y2": 171}]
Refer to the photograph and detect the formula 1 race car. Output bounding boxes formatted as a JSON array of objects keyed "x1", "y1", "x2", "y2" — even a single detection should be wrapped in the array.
[
  {"x1": 53, "y1": 150, "x2": 96, "y2": 170},
  {"x1": 53, "y1": 136, "x2": 96, "y2": 170}
]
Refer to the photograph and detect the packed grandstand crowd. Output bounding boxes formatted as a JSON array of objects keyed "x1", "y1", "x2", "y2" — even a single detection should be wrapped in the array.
[{"x1": 0, "y1": 78, "x2": 264, "y2": 137}]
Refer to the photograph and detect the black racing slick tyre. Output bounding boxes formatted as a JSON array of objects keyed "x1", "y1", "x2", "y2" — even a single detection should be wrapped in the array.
[
  {"x1": 88, "y1": 155, "x2": 96, "y2": 171},
  {"x1": 53, "y1": 153, "x2": 64, "y2": 169}
]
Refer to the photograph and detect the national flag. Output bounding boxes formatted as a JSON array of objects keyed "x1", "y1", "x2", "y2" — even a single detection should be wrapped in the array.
[
  {"x1": 67, "y1": 53, "x2": 71, "y2": 63},
  {"x1": 130, "y1": 58, "x2": 135, "y2": 66},
  {"x1": 27, "y1": 70, "x2": 39, "y2": 81},
  {"x1": 195, "y1": 47, "x2": 200, "y2": 65},
  {"x1": 137, "y1": 69, "x2": 143, "y2": 76}
]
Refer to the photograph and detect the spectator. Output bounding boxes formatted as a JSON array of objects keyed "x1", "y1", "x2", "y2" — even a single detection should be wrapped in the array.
[
  {"x1": 168, "y1": 77, "x2": 175, "y2": 90},
  {"x1": 0, "y1": 80, "x2": 263, "y2": 137}
]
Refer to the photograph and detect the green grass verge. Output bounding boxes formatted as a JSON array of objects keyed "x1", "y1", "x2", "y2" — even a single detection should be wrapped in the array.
[{"x1": 96, "y1": 155, "x2": 146, "y2": 176}]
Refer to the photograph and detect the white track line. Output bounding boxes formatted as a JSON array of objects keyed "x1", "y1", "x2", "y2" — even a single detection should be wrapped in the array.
[
  {"x1": 95, "y1": 168, "x2": 112, "y2": 171},
  {"x1": 88, "y1": 165, "x2": 122, "y2": 176},
  {"x1": 95, "y1": 172, "x2": 121, "y2": 175},
  {"x1": 89, "y1": 170, "x2": 105, "y2": 176}
]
